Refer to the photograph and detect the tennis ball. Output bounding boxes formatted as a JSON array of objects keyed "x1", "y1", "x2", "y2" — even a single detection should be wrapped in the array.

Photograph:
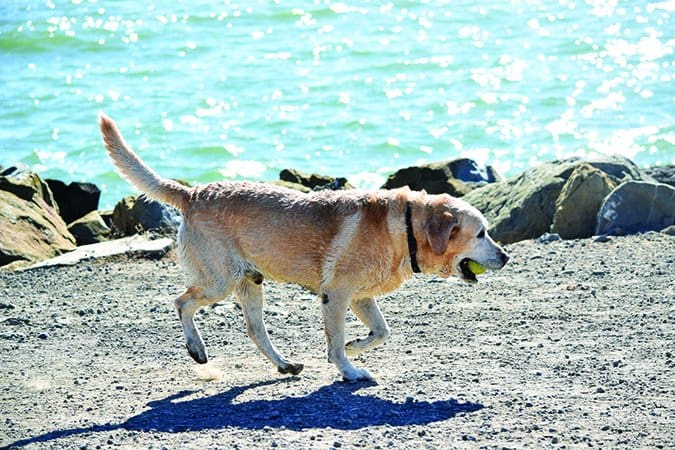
[{"x1": 467, "y1": 260, "x2": 486, "y2": 275}]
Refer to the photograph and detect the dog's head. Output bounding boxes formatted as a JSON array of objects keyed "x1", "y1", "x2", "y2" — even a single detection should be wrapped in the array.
[{"x1": 416, "y1": 194, "x2": 509, "y2": 282}]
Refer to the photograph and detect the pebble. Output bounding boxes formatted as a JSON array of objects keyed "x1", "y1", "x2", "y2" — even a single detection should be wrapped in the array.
[
  {"x1": 537, "y1": 233, "x2": 561, "y2": 243},
  {"x1": 2, "y1": 317, "x2": 29, "y2": 326}
]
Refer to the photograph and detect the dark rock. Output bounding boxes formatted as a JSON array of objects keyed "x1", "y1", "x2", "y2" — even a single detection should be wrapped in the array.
[
  {"x1": 68, "y1": 210, "x2": 112, "y2": 245},
  {"x1": 46, "y1": 179, "x2": 100, "y2": 224},
  {"x1": 0, "y1": 169, "x2": 76, "y2": 268},
  {"x1": 551, "y1": 164, "x2": 617, "y2": 239},
  {"x1": 2, "y1": 317, "x2": 29, "y2": 326},
  {"x1": 268, "y1": 180, "x2": 311, "y2": 193},
  {"x1": 381, "y1": 158, "x2": 499, "y2": 197},
  {"x1": 661, "y1": 225, "x2": 675, "y2": 236},
  {"x1": 463, "y1": 156, "x2": 648, "y2": 244},
  {"x1": 112, "y1": 196, "x2": 181, "y2": 236},
  {"x1": 643, "y1": 165, "x2": 675, "y2": 187},
  {"x1": 279, "y1": 169, "x2": 353, "y2": 191},
  {"x1": 575, "y1": 155, "x2": 651, "y2": 183},
  {"x1": 596, "y1": 181, "x2": 675, "y2": 236},
  {"x1": 536, "y1": 233, "x2": 561, "y2": 243},
  {"x1": 99, "y1": 209, "x2": 114, "y2": 228}
]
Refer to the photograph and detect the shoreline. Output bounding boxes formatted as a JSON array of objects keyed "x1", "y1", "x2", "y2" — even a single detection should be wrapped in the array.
[
  {"x1": 1, "y1": 154, "x2": 674, "y2": 270},
  {"x1": 2, "y1": 155, "x2": 674, "y2": 210}
]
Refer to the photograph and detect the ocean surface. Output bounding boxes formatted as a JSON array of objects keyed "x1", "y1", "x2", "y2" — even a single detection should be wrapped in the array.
[{"x1": 1, "y1": 0, "x2": 674, "y2": 208}]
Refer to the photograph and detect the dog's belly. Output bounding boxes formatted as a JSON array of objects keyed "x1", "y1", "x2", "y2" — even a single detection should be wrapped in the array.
[{"x1": 238, "y1": 232, "x2": 328, "y2": 292}]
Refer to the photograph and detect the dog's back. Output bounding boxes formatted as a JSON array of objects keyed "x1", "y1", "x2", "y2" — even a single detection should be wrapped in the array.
[{"x1": 180, "y1": 181, "x2": 407, "y2": 293}]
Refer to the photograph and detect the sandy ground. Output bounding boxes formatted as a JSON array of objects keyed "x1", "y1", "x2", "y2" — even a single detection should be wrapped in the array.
[{"x1": 0, "y1": 232, "x2": 673, "y2": 449}]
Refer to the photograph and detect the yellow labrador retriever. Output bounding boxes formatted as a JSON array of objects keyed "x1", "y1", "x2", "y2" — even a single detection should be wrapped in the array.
[{"x1": 99, "y1": 113, "x2": 509, "y2": 382}]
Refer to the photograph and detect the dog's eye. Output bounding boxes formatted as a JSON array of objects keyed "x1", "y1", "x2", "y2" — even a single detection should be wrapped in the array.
[{"x1": 476, "y1": 229, "x2": 485, "y2": 239}]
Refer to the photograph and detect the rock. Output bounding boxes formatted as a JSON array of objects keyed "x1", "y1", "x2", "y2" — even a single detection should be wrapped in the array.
[
  {"x1": 112, "y1": 196, "x2": 181, "y2": 236},
  {"x1": 68, "y1": 210, "x2": 112, "y2": 245},
  {"x1": 596, "y1": 181, "x2": 675, "y2": 236},
  {"x1": 381, "y1": 158, "x2": 499, "y2": 197},
  {"x1": 279, "y1": 169, "x2": 353, "y2": 191},
  {"x1": 536, "y1": 233, "x2": 561, "y2": 243},
  {"x1": 661, "y1": 225, "x2": 675, "y2": 236},
  {"x1": 0, "y1": 169, "x2": 76, "y2": 268},
  {"x1": 26, "y1": 235, "x2": 175, "y2": 269},
  {"x1": 577, "y1": 155, "x2": 651, "y2": 184},
  {"x1": 643, "y1": 165, "x2": 675, "y2": 188},
  {"x1": 99, "y1": 209, "x2": 114, "y2": 228},
  {"x1": 46, "y1": 179, "x2": 101, "y2": 224},
  {"x1": 268, "y1": 180, "x2": 311, "y2": 193},
  {"x1": 551, "y1": 164, "x2": 617, "y2": 239},
  {"x1": 463, "y1": 156, "x2": 647, "y2": 244},
  {"x1": 463, "y1": 161, "x2": 570, "y2": 244},
  {"x1": 0, "y1": 164, "x2": 58, "y2": 209}
]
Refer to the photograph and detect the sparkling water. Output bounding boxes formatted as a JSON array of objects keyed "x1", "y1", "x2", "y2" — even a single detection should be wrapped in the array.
[{"x1": 1, "y1": 0, "x2": 673, "y2": 208}]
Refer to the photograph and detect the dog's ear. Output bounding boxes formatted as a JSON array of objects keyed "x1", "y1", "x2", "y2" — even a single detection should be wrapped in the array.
[{"x1": 424, "y1": 211, "x2": 458, "y2": 255}]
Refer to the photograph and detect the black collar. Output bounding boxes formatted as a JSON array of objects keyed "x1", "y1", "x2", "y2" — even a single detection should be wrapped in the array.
[{"x1": 405, "y1": 203, "x2": 421, "y2": 273}]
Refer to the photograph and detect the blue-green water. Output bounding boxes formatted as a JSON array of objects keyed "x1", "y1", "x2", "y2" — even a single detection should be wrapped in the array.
[{"x1": 1, "y1": 1, "x2": 673, "y2": 208}]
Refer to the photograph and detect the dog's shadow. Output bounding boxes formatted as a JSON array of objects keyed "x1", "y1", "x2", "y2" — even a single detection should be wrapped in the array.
[{"x1": 3, "y1": 379, "x2": 483, "y2": 448}]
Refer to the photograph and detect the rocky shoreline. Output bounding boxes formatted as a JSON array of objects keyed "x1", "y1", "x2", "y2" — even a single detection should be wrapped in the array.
[{"x1": 1, "y1": 156, "x2": 674, "y2": 270}]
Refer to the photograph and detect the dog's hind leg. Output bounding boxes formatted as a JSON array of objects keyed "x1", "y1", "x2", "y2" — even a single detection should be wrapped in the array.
[
  {"x1": 234, "y1": 280, "x2": 304, "y2": 376},
  {"x1": 345, "y1": 297, "x2": 391, "y2": 357},
  {"x1": 175, "y1": 286, "x2": 227, "y2": 364},
  {"x1": 321, "y1": 291, "x2": 373, "y2": 382}
]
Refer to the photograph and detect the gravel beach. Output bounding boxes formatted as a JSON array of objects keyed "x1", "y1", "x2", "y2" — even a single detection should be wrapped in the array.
[{"x1": 1, "y1": 232, "x2": 673, "y2": 449}]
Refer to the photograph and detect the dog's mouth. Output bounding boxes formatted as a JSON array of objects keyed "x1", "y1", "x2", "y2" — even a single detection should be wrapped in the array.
[{"x1": 459, "y1": 258, "x2": 479, "y2": 283}]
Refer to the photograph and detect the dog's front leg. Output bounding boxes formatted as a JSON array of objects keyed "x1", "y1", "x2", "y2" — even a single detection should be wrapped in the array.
[
  {"x1": 345, "y1": 297, "x2": 391, "y2": 357},
  {"x1": 321, "y1": 291, "x2": 373, "y2": 382}
]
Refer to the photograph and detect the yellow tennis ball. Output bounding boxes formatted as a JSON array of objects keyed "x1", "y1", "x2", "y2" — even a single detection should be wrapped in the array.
[{"x1": 468, "y1": 260, "x2": 486, "y2": 275}]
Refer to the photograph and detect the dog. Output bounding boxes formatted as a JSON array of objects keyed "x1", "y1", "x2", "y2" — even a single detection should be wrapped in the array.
[{"x1": 99, "y1": 113, "x2": 509, "y2": 382}]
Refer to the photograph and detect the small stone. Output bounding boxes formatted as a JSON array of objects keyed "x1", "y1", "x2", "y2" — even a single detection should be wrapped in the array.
[
  {"x1": 593, "y1": 235, "x2": 612, "y2": 243},
  {"x1": 537, "y1": 233, "x2": 561, "y2": 243},
  {"x1": 37, "y1": 332, "x2": 49, "y2": 340},
  {"x1": 661, "y1": 225, "x2": 675, "y2": 236},
  {"x1": 3, "y1": 317, "x2": 29, "y2": 326}
]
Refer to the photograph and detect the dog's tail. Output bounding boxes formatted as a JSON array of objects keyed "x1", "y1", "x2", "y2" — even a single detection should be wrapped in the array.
[{"x1": 98, "y1": 113, "x2": 190, "y2": 211}]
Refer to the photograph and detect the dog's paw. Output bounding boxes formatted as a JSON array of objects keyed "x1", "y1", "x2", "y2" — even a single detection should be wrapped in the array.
[
  {"x1": 186, "y1": 342, "x2": 208, "y2": 364},
  {"x1": 341, "y1": 366, "x2": 373, "y2": 383},
  {"x1": 278, "y1": 362, "x2": 304, "y2": 376}
]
